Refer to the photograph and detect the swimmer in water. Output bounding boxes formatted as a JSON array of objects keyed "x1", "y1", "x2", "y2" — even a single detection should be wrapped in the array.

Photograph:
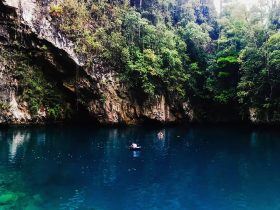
[{"x1": 157, "y1": 131, "x2": 164, "y2": 139}]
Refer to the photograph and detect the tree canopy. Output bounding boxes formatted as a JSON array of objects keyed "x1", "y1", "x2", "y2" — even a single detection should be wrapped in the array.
[{"x1": 52, "y1": 0, "x2": 280, "y2": 118}]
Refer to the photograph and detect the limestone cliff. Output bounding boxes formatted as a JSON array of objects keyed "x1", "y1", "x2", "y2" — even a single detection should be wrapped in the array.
[
  {"x1": 0, "y1": 0, "x2": 272, "y2": 125},
  {"x1": 0, "y1": 0, "x2": 195, "y2": 125}
]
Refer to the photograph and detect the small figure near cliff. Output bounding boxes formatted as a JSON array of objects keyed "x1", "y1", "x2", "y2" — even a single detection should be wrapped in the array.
[{"x1": 157, "y1": 131, "x2": 164, "y2": 140}]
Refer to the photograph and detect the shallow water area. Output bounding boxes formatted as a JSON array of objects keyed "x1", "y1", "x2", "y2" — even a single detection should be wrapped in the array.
[{"x1": 0, "y1": 125, "x2": 280, "y2": 210}]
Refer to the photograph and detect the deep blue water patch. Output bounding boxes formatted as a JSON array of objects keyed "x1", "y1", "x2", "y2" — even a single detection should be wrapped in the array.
[{"x1": 0, "y1": 125, "x2": 280, "y2": 209}]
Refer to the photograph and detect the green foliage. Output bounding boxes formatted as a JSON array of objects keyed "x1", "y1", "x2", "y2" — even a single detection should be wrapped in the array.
[
  {"x1": 217, "y1": 56, "x2": 238, "y2": 65},
  {"x1": 49, "y1": 0, "x2": 280, "y2": 118},
  {"x1": 55, "y1": 1, "x2": 198, "y2": 101},
  {"x1": 14, "y1": 54, "x2": 66, "y2": 120},
  {"x1": 207, "y1": 54, "x2": 239, "y2": 104},
  {"x1": 237, "y1": 31, "x2": 280, "y2": 113},
  {"x1": 0, "y1": 102, "x2": 10, "y2": 111},
  {"x1": 50, "y1": 4, "x2": 63, "y2": 17},
  {"x1": 178, "y1": 21, "x2": 212, "y2": 66}
]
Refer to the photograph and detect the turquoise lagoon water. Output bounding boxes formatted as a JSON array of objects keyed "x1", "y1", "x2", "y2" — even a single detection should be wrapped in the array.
[{"x1": 0, "y1": 125, "x2": 280, "y2": 209}]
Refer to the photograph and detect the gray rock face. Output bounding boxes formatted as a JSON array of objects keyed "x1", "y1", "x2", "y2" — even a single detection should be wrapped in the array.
[
  {"x1": 3, "y1": 0, "x2": 81, "y2": 65},
  {"x1": 0, "y1": 50, "x2": 30, "y2": 124}
]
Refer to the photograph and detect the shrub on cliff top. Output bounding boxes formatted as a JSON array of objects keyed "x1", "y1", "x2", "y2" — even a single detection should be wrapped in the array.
[{"x1": 50, "y1": 4, "x2": 63, "y2": 17}]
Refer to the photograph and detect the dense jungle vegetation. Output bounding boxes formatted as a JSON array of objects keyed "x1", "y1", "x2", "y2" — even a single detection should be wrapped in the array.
[{"x1": 50, "y1": 0, "x2": 280, "y2": 119}]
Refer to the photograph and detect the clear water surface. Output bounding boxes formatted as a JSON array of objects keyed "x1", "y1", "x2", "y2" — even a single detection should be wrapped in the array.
[{"x1": 0, "y1": 125, "x2": 280, "y2": 210}]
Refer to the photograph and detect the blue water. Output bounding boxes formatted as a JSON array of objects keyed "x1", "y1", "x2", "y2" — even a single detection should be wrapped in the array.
[{"x1": 1, "y1": 125, "x2": 280, "y2": 210}]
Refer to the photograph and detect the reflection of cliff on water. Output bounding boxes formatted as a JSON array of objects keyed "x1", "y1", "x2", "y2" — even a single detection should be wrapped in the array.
[
  {"x1": 8, "y1": 130, "x2": 31, "y2": 162},
  {"x1": 102, "y1": 128, "x2": 121, "y2": 186}
]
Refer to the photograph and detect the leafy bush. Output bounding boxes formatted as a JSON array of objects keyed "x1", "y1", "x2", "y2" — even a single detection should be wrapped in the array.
[
  {"x1": 14, "y1": 53, "x2": 66, "y2": 120},
  {"x1": 50, "y1": 4, "x2": 63, "y2": 17},
  {"x1": 0, "y1": 102, "x2": 10, "y2": 111}
]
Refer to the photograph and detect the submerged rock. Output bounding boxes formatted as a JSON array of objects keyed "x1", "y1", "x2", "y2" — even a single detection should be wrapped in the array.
[{"x1": 0, "y1": 192, "x2": 18, "y2": 205}]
